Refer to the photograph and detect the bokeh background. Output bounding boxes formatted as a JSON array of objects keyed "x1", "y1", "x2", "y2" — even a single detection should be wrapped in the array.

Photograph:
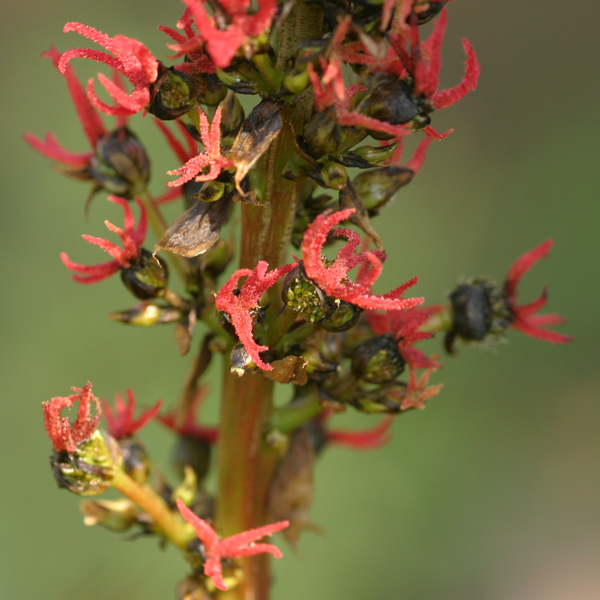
[{"x1": 2, "y1": 1, "x2": 599, "y2": 598}]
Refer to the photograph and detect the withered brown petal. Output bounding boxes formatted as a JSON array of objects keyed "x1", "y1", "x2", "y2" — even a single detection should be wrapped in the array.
[
  {"x1": 263, "y1": 355, "x2": 309, "y2": 385},
  {"x1": 338, "y1": 181, "x2": 383, "y2": 250},
  {"x1": 229, "y1": 99, "x2": 283, "y2": 194},
  {"x1": 154, "y1": 195, "x2": 232, "y2": 258}
]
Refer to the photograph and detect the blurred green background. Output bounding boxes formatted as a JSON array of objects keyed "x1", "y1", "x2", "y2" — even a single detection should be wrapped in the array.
[{"x1": 2, "y1": 1, "x2": 599, "y2": 598}]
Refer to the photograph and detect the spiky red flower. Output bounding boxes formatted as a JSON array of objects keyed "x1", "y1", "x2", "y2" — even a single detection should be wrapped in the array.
[
  {"x1": 43, "y1": 382, "x2": 101, "y2": 453},
  {"x1": 23, "y1": 46, "x2": 113, "y2": 172},
  {"x1": 59, "y1": 23, "x2": 159, "y2": 116},
  {"x1": 167, "y1": 106, "x2": 234, "y2": 187},
  {"x1": 366, "y1": 305, "x2": 443, "y2": 369},
  {"x1": 158, "y1": 388, "x2": 218, "y2": 444},
  {"x1": 397, "y1": 366, "x2": 443, "y2": 410},
  {"x1": 308, "y1": 55, "x2": 413, "y2": 140},
  {"x1": 158, "y1": 12, "x2": 216, "y2": 75},
  {"x1": 61, "y1": 195, "x2": 147, "y2": 284},
  {"x1": 102, "y1": 389, "x2": 162, "y2": 440},
  {"x1": 176, "y1": 498, "x2": 288, "y2": 591},
  {"x1": 154, "y1": 118, "x2": 199, "y2": 204},
  {"x1": 167, "y1": 0, "x2": 278, "y2": 70},
  {"x1": 388, "y1": 9, "x2": 480, "y2": 139},
  {"x1": 215, "y1": 261, "x2": 295, "y2": 370},
  {"x1": 504, "y1": 240, "x2": 573, "y2": 344},
  {"x1": 301, "y1": 209, "x2": 423, "y2": 311}
]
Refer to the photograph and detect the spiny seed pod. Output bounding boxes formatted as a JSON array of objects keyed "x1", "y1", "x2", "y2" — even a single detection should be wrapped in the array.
[
  {"x1": 445, "y1": 278, "x2": 512, "y2": 353},
  {"x1": 320, "y1": 161, "x2": 348, "y2": 191},
  {"x1": 149, "y1": 66, "x2": 200, "y2": 120},
  {"x1": 410, "y1": 1, "x2": 447, "y2": 25},
  {"x1": 352, "y1": 166, "x2": 414, "y2": 212},
  {"x1": 120, "y1": 249, "x2": 169, "y2": 300},
  {"x1": 303, "y1": 107, "x2": 342, "y2": 157},
  {"x1": 50, "y1": 430, "x2": 122, "y2": 497},
  {"x1": 322, "y1": 300, "x2": 363, "y2": 332},
  {"x1": 89, "y1": 127, "x2": 150, "y2": 198},
  {"x1": 119, "y1": 437, "x2": 152, "y2": 485},
  {"x1": 360, "y1": 80, "x2": 428, "y2": 139},
  {"x1": 282, "y1": 263, "x2": 332, "y2": 324},
  {"x1": 351, "y1": 333, "x2": 406, "y2": 384}
]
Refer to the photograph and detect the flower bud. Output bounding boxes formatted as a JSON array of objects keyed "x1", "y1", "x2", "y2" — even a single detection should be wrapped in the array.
[
  {"x1": 51, "y1": 430, "x2": 122, "y2": 497},
  {"x1": 411, "y1": 1, "x2": 447, "y2": 25},
  {"x1": 171, "y1": 437, "x2": 212, "y2": 483},
  {"x1": 197, "y1": 73, "x2": 229, "y2": 107},
  {"x1": 195, "y1": 180, "x2": 226, "y2": 203},
  {"x1": 351, "y1": 334, "x2": 406, "y2": 384},
  {"x1": 303, "y1": 107, "x2": 342, "y2": 157},
  {"x1": 321, "y1": 300, "x2": 363, "y2": 332},
  {"x1": 216, "y1": 64, "x2": 262, "y2": 95},
  {"x1": 282, "y1": 263, "x2": 331, "y2": 324},
  {"x1": 120, "y1": 249, "x2": 169, "y2": 300},
  {"x1": 119, "y1": 437, "x2": 152, "y2": 485},
  {"x1": 230, "y1": 342, "x2": 258, "y2": 376},
  {"x1": 108, "y1": 302, "x2": 182, "y2": 326},
  {"x1": 149, "y1": 66, "x2": 199, "y2": 120},
  {"x1": 352, "y1": 166, "x2": 414, "y2": 212},
  {"x1": 360, "y1": 80, "x2": 429, "y2": 139},
  {"x1": 341, "y1": 141, "x2": 400, "y2": 169},
  {"x1": 445, "y1": 278, "x2": 511, "y2": 353},
  {"x1": 172, "y1": 465, "x2": 198, "y2": 507},
  {"x1": 80, "y1": 498, "x2": 139, "y2": 533},
  {"x1": 320, "y1": 161, "x2": 348, "y2": 191},
  {"x1": 302, "y1": 346, "x2": 339, "y2": 379},
  {"x1": 176, "y1": 576, "x2": 212, "y2": 600},
  {"x1": 89, "y1": 127, "x2": 150, "y2": 198},
  {"x1": 219, "y1": 92, "x2": 245, "y2": 141}
]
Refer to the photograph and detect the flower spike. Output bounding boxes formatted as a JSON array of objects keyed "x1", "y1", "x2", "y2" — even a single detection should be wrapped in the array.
[
  {"x1": 301, "y1": 209, "x2": 424, "y2": 311},
  {"x1": 504, "y1": 240, "x2": 573, "y2": 344},
  {"x1": 176, "y1": 498, "x2": 289, "y2": 591},
  {"x1": 215, "y1": 261, "x2": 295, "y2": 370},
  {"x1": 43, "y1": 382, "x2": 101, "y2": 453},
  {"x1": 167, "y1": 106, "x2": 234, "y2": 187},
  {"x1": 59, "y1": 23, "x2": 159, "y2": 116},
  {"x1": 102, "y1": 389, "x2": 162, "y2": 440},
  {"x1": 61, "y1": 196, "x2": 147, "y2": 284}
]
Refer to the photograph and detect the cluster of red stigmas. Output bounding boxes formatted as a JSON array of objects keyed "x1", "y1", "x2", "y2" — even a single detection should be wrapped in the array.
[{"x1": 31, "y1": 0, "x2": 572, "y2": 595}]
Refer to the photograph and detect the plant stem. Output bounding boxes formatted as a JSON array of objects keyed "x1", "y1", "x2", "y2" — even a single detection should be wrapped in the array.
[
  {"x1": 214, "y1": 3, "x2": 323, "y2": 598},
  {"x1": 270, "y1": 390, "x2": 324, "y2": 433},
  {"x1": 111, "y1": 469, "x2": 194, "y2": 550}
]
